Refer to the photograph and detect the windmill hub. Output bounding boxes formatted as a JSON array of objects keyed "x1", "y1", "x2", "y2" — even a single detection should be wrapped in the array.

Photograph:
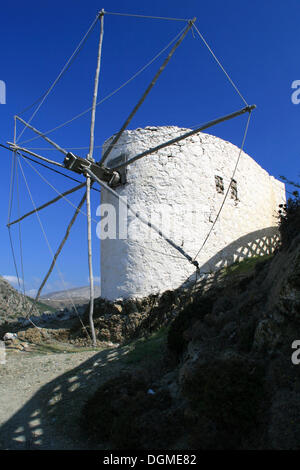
[{"x1": 63, "y1": 152, "x2": 121, "y2": 187}]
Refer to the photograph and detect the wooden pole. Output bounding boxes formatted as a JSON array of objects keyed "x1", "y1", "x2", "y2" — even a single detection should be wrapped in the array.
[
  {"x1": 86, "y1": 174, "x2": 96, "y2": 345},
  {"x1": 7, "y1": 143, "x2": 65, "y2": 168},
  {"x1": 15, "y1": 116, "x2": 68, "y2": 156},
  {"x1": 88, "y1": 10, "x2": 105, "y2": 161},
  {"x1": 86, "y1": 10, "x2": 105, "y2": 346},
  {"x1": 111, "y1": 104, "x2": 256, "y2": 171},
  {"x1": 27, "y1": 191, "x2": 87, "y2": 316},
  {"x1": 99, "y1": 18, "x2": 196, "y2": 166},
  {"x1": 7, "y1": 182, "x2": 86, "y2": 227},
  {"x1": 85, "y1": 167, "x2": 199, "y2": 269}
]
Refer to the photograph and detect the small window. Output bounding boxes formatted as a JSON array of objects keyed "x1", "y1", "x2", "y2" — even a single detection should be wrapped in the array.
[
  {"x1": 230, "y1": 179, "x2": 238, "y2": 201},
  {"x1": 215, "y1": 175, "x2": 224, "y2": 194}
]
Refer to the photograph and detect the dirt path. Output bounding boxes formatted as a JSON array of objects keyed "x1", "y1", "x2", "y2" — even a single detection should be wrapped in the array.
[{"x1": 0, "y1": 345, "x2": 132, "y2": 449}]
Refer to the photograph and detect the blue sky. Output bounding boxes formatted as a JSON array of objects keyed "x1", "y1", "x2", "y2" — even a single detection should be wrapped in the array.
[{"x1": 0, "y1": 0, "x2": 299, "y2": 296}]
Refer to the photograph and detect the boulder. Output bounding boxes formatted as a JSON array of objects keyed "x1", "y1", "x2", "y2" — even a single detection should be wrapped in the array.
[{"x1": 3, "y1": 332, "x2": 17, "y2": 341}]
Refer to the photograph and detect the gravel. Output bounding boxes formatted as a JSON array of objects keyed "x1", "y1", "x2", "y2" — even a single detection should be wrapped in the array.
[{"x1": 0, "y1": 346, "x2": 131, "y2": 449}]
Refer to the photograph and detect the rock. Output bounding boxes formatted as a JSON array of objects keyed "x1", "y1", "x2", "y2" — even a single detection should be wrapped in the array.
[
  {"x1": 106, "y1": 341, "x2": 119, "y2": 348},
  {"x1": 3, "y1": 332, "x2": 17, "y2": 341},
  {"x1": 17, "y1": 328, "x2": 47, "y2": 344},
  {"x1": 253, "y1": 319, "x2": 281, "y2": 351},
  {"x1": 113, "y1": 303, "x2": 123, "y2": 314},
  {"x1": 124, "y1": 300, "x2": 139, "y2": 314}
]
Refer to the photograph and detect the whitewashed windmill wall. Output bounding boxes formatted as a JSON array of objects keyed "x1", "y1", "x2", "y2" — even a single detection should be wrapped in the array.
[{"x1": 99, "y1": 126, "x2": 285, "y2": 301}]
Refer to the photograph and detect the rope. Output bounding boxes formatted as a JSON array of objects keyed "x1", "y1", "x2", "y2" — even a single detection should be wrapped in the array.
[
  {"x1": 8, "y1": 182, "x2": 86, "y2": 227},
  {"x1": 16, "y1": 14, "x2": 100, "y2": 142},
  {"x1": 7, "y1": 152, "x2": 22, "y2": 291},
  {"x1": 16, "y1": 162, "x2": 40, "y2": 326},
  {"x1": 22, "y1": 120, "x2": 230, "y2": 153},
  {"x1": 99, "y1": 19, "x2": 195, "y2": 165},
  {"x1": 104, "y1": 11, "x2": 191, "y2": 22},
  {"x1": 193, "y1": 111, "x2": 252, "y2": 262},
  {"x1": 7, "y1": 155, "x2": 41, "y2": 329},
  {"x1": 86, "y1": 167, "x2": 199, "y2": 269},
  {"x1": 6, "y1": 122, "x2": 24, "y2": 296},
  {"x1": 20, "y1": 155, "x2": 98, "y2": 223},
  {"x1": 8, "y1": 118, "x2": 17, "y2": 224},
  {"x1": 7, "y1": 228, "x2": 22, "y2": 291},
  {"x1": 7, "y1": 149, "x2": 16, "y2": 225},
  {"x1": 3, "y1": 142, "x2": 196, "y2": 262},
  {"x1": 8, "y1": 143, "x2": 65, "y2": 168},
  {"x1": 112, "y1": 105, "x2": 254, "y2": 170},
  {"x1": 30, "y1": 192, "x2": 87, "y2": 317},
  {"x1": 18, "y1": 26, "x2": 188, "y2": 146},
  {"x1": 0, "y1": 143, "x2": 101, "y2": 191},
  {"x1": 17, "y1": 155, "x2": 91, "y2": 339},
  {"x1": 18, "y1": 153, "x2": 100, "y2": 193},
  {"x1": 16, "y1": 117, "x2": 68, "y2": 155},
  {"x1": 192, "y1": 24, "x2": 248, "y2": 107},
  {"x1": 15, "y1": 159, "x2": 27, "y2": 303}
]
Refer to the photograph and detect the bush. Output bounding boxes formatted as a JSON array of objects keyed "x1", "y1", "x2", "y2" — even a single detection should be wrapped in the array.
[
  {"x1": 80, "y1": 372, "x2": 181, "y2": 449},
  {"x1": 182, "y1": 357, "x2": 265, "y2": 449},
  {"x1": 167, "y1": 296, "x2": 214, "y2": 358},
  {"x1": 278, "y1": 194, "x2": 300, "y2": 249}
]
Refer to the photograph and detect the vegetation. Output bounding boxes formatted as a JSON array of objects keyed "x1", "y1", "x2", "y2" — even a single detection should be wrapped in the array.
[
  {"x1": 167, "y1": 296, "x2": 215, "y2": 358},
  {"x1": 278, "y1": 195, "x2": 300, "y2": 249},
  {"x1": 78, "y1": 195, "x2": 300, "y2": 449},
  {"x1": 278, "y1": 175, "x2": 300, "y2": 248},
  {"x1": 81, "y1": 372, "x2": 182, "y2": 449},
  {"x1": 219, "y1": 254, "x2": 273, "y2": 277},
  {"x1": 182, "y1": 357, "x2": 265, "y2": 449},
  {"x1": 26, "y1": 296, "x2": 56, "y2": 314},
  {"x1": 124, "y1": 326, "x2": 168, "y2": 365}
]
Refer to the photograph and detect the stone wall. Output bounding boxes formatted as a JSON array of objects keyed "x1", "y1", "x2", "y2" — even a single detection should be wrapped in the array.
[{"x1": 100, "y1": 126, "x2": 286, "y2": 301}]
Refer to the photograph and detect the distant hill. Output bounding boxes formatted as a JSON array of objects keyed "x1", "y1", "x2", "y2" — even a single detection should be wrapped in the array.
[
  {"x1": 40, "y1": 285, "x2": 101, "y2": 309},
  {"x1": 0, "y1": 276, "x2": 55, "y2": 324}
]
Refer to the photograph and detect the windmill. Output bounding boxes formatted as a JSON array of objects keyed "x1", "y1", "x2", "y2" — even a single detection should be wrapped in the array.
[{"x1": 4, "y1": 10, "x2": 256, "y2": 346}]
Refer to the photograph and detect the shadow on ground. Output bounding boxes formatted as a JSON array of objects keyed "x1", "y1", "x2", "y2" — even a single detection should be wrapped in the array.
[{"x1": 0, "y1": 346, "x2": 132, "y2": 450}]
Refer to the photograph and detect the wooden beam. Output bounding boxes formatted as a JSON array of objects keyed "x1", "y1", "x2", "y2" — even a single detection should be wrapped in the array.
[
  {"x1": 86, "y1": 10, "x2": 105, "y2": 346},
  {"x1": 7, "y1": 142, "x2": 65, "y2": 168},
  {"x1": 99, "y1": 18, "x2": 196, "y2": 166},
  {"x1": 85, "y1": 167, "x2": 199, "y2": 269},
  {"x1": 7, "y1": 182, "x2": 85, "y2": 227},
  {"x1": 15, "y1": 116, "x2": 68, "y2": 155},
  {"x1": 29, "y1": 191, "x2": 87, "y2": 312},
  {"x1": 111, "y1": 105, "x2": 256, "y2": 170}
]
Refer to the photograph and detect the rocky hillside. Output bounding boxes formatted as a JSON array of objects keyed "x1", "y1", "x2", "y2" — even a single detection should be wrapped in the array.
[
  {"x1": 79, "y1": 210, "x2": 300, "y2": 449},
  {"x1": 0, "y1": 276, "x2": 55, "y2": 324},
  {"x1": 40, "y1": 285, "x2": 101, "y2": 309},
  {"x1": 4, "y1": 200, "x2": 300, "y2": 449}
]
